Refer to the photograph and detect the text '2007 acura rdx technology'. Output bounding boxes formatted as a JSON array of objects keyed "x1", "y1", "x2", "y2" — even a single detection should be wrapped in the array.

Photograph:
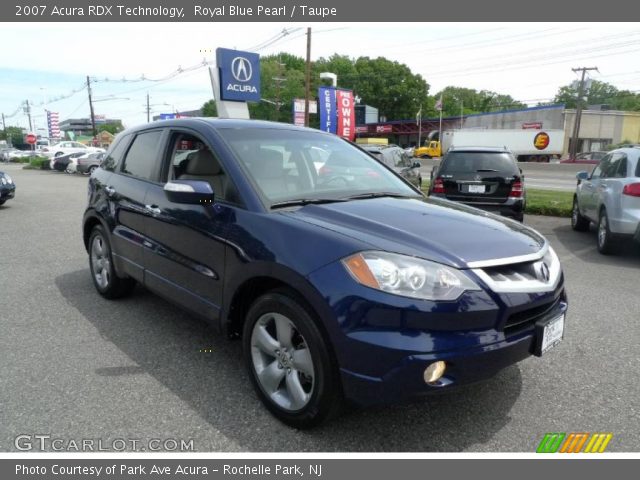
[{"x1": 82, "y1": 119, "x2": 567, "y2": 428}]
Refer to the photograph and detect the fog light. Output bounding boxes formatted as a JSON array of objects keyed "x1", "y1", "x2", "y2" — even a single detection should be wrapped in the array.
[{"x1": 423, "y1": 361, "x2": 446, "y2": 384}]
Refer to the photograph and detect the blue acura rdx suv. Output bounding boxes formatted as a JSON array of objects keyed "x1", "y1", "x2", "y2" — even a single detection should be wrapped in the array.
[{"x1": 83, "y1": 119, "x2": 567, "y2": 428}]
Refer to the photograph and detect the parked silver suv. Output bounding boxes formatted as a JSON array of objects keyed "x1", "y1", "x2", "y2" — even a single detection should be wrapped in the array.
[{"x1": 571, "y1": 147, "x2": 640, "y2": 254}]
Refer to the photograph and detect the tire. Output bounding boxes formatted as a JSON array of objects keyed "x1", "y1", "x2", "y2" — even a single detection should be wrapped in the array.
[
  {"x1": 0, "y1": 200, "x2": 6, "y2": 206},
  {"x1": 88, "y1": 165, "x2": 98, "y2": 175},
  {"x1": 88, "y1": 225, "x2": 136, "y2": 299},
  {"x1": 54, "y1": 152, "x2": 63, "y2": 157},
  {"x1": 243, "y1": 289, "x2": 342, "y2": 429},
  {"x1": 597, "y1": 208, "x2": 616, "y2": 255},
  {"x1": 571, "y1": 197, "x2": 590, "y2": 231}
]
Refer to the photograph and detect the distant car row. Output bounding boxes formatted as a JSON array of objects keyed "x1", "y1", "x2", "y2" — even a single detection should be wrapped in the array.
[
  {"x1": 1, "y1": 141, "x2": 105, "y2": 162},
  {"x1": 50, "y1": 151, "x2": 105, "y2": 174}
]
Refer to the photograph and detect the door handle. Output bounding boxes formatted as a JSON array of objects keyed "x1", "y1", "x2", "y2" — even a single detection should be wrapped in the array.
[
  {"x1": 145, "y1": 204, "x2": 162, "y2": 216},
  {"x1": 105, "y1": 186, "x2": 116, "y2": 196}
]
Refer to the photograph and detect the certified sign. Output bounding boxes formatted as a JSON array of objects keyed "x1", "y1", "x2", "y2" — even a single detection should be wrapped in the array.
[
  {"x1": 534, "y1": 132, "x2": 550, "y2": 150},
  {"x1": 216, "y1": 48, "x2": 261, "y2": 102}
]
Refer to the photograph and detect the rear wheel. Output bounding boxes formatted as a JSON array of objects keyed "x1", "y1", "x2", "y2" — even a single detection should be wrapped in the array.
[
  {"x1": 88, "y1": 225, "x2": 136, "y2": 298},
  {"x1": 571, "y1": 197, "x2": 590, "y2": 231},
  {"x1": 243, "y1": 289, "x2": 342, "y2": 428},
  {"x1": 597, "y1": 209, "x2": 616, "y2": 255},
  {"x1": 88, "y1": 165, "x2": 98, "y2": 175}
]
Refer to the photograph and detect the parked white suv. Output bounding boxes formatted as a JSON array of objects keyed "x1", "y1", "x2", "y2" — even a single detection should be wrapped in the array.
[
  {"x1": 41, "y1": 141, "x2": 105, "y2": 158},
  {"x1": 572, "y1": 147, "x2": 640, "y2": 254}
]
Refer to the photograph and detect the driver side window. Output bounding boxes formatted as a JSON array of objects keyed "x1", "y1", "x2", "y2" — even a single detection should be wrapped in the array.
[
  {"x1": 591, "y1": 154, "x2": 611, "y2": 179},
  {"x1": 164, "y1": 132, "x2": 240, "y2": 205}
]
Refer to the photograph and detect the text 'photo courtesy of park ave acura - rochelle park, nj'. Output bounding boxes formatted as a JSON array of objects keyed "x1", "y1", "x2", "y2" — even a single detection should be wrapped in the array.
[{"x1": 0, "y1": 4, "x2": 639, "y2": 477}]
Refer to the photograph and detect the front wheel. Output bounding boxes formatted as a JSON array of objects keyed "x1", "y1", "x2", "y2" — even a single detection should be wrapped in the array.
[
  {"x1": 243, "y1": 289, "x2": 341, "y2": 428},
  {"x1": 571, "y1": 197, "x2": 590, "y2": 231}
]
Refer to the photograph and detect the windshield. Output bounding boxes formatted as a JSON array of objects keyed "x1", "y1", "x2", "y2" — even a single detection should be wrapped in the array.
[
  {"x1": 440, "y1": 151, "x2": 518, "y2": 175},
  {"x1": 218, "y1": 128, "x2": 418, "y2": 205}
]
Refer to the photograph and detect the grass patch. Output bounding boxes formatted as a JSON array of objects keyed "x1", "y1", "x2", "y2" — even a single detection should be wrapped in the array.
[
  {"x1": 420, "y1": 181, "x2": 573, "y2": 218},
  {"x1": 525, "y1": 189, "x2": 573, "y2": 217},
  {"x1": 22, "y1": 156, "x2": 50, "y2": 170}
]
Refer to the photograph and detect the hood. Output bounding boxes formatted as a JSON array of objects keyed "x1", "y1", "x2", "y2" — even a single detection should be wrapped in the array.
[{"x1": 281, "y1": 197, "x2": 545, "y2": 269}]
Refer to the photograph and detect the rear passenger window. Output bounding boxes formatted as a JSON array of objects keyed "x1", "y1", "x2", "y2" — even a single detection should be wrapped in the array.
[
  {"x1": 121, "y1": 131, "x2": 162, "y2": 181},
  {"x1": 101, "y1": 135, "x2": 131, "y2": 172}
]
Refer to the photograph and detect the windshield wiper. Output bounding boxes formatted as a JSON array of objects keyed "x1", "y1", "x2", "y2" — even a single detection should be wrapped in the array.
[
  {"x1": 476, "y1": 169, "x2": 499, "y2": 172},
  {"x1": 343, "y1": 192, "x2": 421, "y2": 200},
  {"x1": 270, "y1": 198, "x2": 348, "y2": 209}
]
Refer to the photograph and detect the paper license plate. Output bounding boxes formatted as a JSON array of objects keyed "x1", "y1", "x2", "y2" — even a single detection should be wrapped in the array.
[
  {"x1": 537, "y1": 314, "x2": 565, "y2": 355},
  {"x1": 468, "y1": 184, "x2": 485, "y2": 193}
]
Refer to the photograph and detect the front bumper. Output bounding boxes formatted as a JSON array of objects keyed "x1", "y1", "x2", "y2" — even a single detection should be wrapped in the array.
[
  {"x1": 0, "y1": 185, "x2": 16, "y2": 201},
  {"x1": 307, "y1": 260, "x2": 567, "y2": 406}
]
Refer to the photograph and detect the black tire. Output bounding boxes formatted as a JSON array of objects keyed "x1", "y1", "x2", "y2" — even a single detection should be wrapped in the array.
[
  {"x1": 514, "y1": 212, "x2": 524, "y2": 223},
  {"x1": 242, "y1": 289, "x2": 342, "y2": 429},
  {"x1": 571, "y1": 197, "x2": 590, "y2": 231},
  {"x1": 88, "y1": 165, "x2": 98, "y2": 175},
  {"x1": 54, "y1": 152, "x2": 64, "y2": 157},
  {"x1": 597, "y1": 208, "x2": 616, "y2": 255},
  {"x1": 88, "y1": 225, "x2": 136, "y2": 299},
  {"x1": 0, "y1": 200, "x2": 6, "y2": 206}
]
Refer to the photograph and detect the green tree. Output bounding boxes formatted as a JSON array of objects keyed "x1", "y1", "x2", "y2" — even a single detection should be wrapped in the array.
[
  {"x1": 553, "y1": 80, "x2": 640, "y2": 111},
  {"x1": 0, "y1": 126, "x2": 25, "y2": 145},
  {"x1": 314, "y1": 55, "x2": 430, "y2": 120},
  {"x1": 434, "y1": 87, "x2": 525, "y2": 117},
  {"x1": 97, "y1": 122, "x2": 124, "y2": 135},
  {"x1": 201, "y1": 99, "x2": 218, "y2": 117}
]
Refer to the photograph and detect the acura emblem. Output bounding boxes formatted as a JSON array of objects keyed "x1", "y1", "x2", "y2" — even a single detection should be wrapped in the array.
[
  {"x1": 231, "y1": 57, "x2": 252, "y2": 82},
  {"x1": 534, "y1": 261, "x2": 550, "y2": 282}
]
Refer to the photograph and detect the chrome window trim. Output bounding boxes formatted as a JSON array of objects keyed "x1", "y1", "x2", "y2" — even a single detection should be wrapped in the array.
[{"x1": 466, "y1": 243, "x2": 548, "y2": 269}]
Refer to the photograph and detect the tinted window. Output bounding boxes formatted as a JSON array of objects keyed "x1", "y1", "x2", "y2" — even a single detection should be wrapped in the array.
[
  {"x1": 101, "y1": 134, "x2": 131, "y2": 172},
  {"x1": 218, "y1": 128, "x2": 416, "y2": 203},
  {"x1": 440, "y1": 151, "x2": 518, "y2": 175},
  {"x1": 121, "y1": 131, "x2": 162, "y2": 181},
  {"x1": 602, "y1": 153, "x2": 627, "y2": 178}
]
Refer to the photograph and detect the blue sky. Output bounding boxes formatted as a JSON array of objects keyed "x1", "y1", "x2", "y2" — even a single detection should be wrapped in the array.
[{"x1": 2, "y1": 23, "x2": 640, "y2": 132}]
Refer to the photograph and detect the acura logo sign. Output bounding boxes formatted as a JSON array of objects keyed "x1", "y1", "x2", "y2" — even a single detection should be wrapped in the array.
[
  {"x1": 534, "y1": 261, "x2": 550, "y2": 282},
  {"x1": 231, "y1": 57, "x2": 252, "y2": 82}
]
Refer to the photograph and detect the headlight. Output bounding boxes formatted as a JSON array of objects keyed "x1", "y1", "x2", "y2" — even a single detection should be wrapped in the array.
[
  {"x1": 4, "y1": 174, "x2": 12, "y2": 184},
  {"x1": 342, "y1": 251, "x2": 480, "y2": 301},
  {"x1": 1, "y1": 177, "x2": 6, "y2": 185}
]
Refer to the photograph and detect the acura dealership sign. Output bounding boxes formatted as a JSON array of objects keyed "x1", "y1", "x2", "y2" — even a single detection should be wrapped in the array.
[{"x1": 216, "y1": 48, "x2": 261, "y2": 102}]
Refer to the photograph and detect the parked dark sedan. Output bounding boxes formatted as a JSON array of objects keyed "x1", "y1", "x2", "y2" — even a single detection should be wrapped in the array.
[
  {"x1": 429, "y1": 146, "x2": 526, "y2": 222},
  {"x1": 51, "y1": 152, "x2": 85, "y2": 172},
  {"x1": 0, "y1": 170, "x2": 16, "y2": 205},
  {"x1": 360, "y1": 144, "x2": 422, "y2": 188},
  {"x1": 83, "y1": 119, "x2": 566, "y2": 428}
]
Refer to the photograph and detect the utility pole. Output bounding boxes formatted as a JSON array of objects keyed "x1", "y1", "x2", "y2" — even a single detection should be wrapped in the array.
[
  {"x1": 1, "y1": 113, "x2": 6, "y2": 135},
  {"x1": 23, "y1": 100, "x2": 33, "y2": 132},
  {"x1": 86, "y1": 76, "x2": 97, "y2": 138},
  {"x1": 304, "y1": 27, "x2": 312, "y2": 127},
  {"x1": 570, "y1": 66, "x2": 598, "y2": 159},
  {"x1": 146, "y1": 92, "x2": 151, "y2": 122},
  {"x1": 273, "y1": 56, "x2": 286, "y2": 121}
]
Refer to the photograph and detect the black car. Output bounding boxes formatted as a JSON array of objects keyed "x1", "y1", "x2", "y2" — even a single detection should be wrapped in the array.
[
  {"x1": 428, "y1": 146, "x2": 525, "y2": 221},
  {"x1": 52, "y1": 152, "x2": 85, "y2": 172},
  {"x1": 360, "y1": 145, "x2": 422, "y2": 188},
  {"x1": 0, "y1": 171, "x2": 16, "y2": 205}
]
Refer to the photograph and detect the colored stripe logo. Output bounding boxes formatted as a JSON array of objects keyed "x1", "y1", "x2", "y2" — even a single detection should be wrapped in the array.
[{"x1": 537, "y1": 433, "x2": 612, "y2": 453}]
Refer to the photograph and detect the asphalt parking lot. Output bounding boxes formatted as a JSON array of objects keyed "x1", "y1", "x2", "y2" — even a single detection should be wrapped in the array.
[{"x1": 1, "y1": 163, "x2": 638, "y2": 452}]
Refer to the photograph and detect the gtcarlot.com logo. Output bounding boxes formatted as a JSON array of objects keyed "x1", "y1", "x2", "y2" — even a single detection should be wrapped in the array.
[
  {"x1": 14, "y1": 435, "x2": 194, "y2": 452},
  {"x1": 536, "y1": 432, "x2": 613, "y2": 453}
]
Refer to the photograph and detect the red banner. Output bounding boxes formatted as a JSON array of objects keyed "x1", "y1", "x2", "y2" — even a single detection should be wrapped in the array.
[{"x1": 336, "y1": 90, "x2": 355, "y2": 141}]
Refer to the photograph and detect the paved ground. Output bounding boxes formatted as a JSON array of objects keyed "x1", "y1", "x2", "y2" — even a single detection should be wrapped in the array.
[{"x1": 1, "y1": 163, "x2": 638, "y2": 452}]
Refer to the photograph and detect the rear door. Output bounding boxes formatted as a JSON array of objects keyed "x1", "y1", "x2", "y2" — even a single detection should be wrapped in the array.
[
  {"x1": 107, "y1": 129, "x2": 164, "y2": 282},
  {"x1": 599, "y1": 152, "x2": 628, "y2": 228},
  {"x1": 438, "y1": 151, "x2": 519, "y2": 204}
]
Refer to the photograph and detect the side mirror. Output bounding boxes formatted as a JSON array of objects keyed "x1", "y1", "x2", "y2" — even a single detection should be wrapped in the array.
[
  {"x1": 412, "y1": 161, "x2": 421, "y2": 168},
  {"x1": 164, "y1": 180, "x2": 214, "y2": 205},
  {"x1": 576, "y1": 171, "x2": 589, "y2": 185}
]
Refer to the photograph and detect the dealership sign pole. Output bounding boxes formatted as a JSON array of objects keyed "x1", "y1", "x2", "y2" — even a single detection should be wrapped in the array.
[{"x1": 209, "y1": 48, "x2": 261, "y2": 120}]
